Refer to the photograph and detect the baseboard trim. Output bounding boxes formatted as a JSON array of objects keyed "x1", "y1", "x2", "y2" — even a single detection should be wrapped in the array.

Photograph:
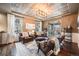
[{"x1": 0, "y1": 41, "x2": 19, "y2": 47}]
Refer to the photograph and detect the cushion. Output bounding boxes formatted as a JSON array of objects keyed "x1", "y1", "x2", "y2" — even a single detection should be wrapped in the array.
[{"x1": 21, "y1": 32, "x2": 29, "y2": 37}]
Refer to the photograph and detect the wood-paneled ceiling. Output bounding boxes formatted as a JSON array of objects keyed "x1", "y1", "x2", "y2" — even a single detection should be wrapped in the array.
[{"x1": 0, "y1": 3, "x2": 79, "y2": 21}]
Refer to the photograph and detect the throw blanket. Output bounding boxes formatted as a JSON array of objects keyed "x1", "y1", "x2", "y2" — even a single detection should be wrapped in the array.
[
  {"x1": 11, "y1": 42, "x2": 32, "y2": 56},
  {"x1": 50, "y1": 36, "x2": 60, "y2": 55},
  {"x1": 11, "y1": 41, "x2": 44, "y2": 56},
  {"x1": 35, "y1": 37, "x2": 48, "y2": 41}
]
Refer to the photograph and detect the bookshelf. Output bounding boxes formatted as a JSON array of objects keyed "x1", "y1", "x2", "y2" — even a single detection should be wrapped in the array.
[{"x1": 65, "y1": 25, "x2": 72, "y2": 42}]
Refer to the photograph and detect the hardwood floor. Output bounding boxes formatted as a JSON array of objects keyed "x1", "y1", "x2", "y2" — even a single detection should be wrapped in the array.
[
  {"x1": 58, "y1": 49, "x2": 74, "y2": 56},
  {"x1": 58, "y1": 46, "x2": 79, "y2": 56}
]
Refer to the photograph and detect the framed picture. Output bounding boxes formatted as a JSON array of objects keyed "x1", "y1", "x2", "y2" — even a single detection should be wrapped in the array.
[{"x1": 26, "y1": 23, "x2": 35, "y2": 30}]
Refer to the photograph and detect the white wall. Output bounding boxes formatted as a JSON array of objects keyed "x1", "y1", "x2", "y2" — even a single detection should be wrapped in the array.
[{"x1": 72, "y1": 33, "x2": 78, "y2": 43}]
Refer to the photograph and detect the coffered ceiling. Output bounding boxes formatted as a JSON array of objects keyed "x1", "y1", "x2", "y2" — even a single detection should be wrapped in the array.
[{"x1": 0, "y1": 3, "x2": 79, "y2": 21}]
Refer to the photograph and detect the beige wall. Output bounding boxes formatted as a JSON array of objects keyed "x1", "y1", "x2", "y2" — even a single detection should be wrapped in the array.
[
  {"x1": 23, "y1": 16, "x2": 35, "y2": 32},
  {"x1": 43, "y1": 13, "x2": 78, "y2": 43},
  {"x1": 59, "y1": 13, "x2": 78, "y2": 33},
  {"x1": 43, "y1": 13, "x2": 78, "y2": 33},
  {"x1": 0, "y1": 13, "x2": 7, "y2": 32}
]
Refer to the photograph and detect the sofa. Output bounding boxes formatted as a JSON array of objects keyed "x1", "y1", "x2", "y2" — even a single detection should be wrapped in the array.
[{"x1": 19, "y1": 32, "x2": 34, "y2": 43}]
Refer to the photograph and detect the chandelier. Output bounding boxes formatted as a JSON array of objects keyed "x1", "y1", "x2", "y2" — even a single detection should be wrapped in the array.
[{"x1": 32, "y1": 3, "x2": 53, "y2": 18}]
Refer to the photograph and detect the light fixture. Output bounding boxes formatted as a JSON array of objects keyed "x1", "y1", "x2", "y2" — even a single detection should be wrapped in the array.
[{"x1": 32, "y1": 3, "x2": 53, "y2": 18}]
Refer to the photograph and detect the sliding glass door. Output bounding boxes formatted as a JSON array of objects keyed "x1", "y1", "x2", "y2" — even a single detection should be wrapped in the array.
[{"x1": 47, "y1": 22, "x2": 61, "y2": 38}]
